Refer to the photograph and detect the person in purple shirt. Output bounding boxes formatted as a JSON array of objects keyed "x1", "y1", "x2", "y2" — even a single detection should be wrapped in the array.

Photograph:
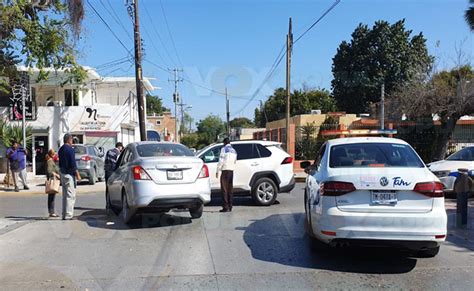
[
  {"x1": 58, "y1": 133, "x2": 81, "y2": 220},
  {"x1": 6, "y1": 140, "x2": 29, "y2": 192}
]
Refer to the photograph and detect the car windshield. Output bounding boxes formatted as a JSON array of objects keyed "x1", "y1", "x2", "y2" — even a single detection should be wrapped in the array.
[
  {"x1": 136, "y1": 143, "x2": 194, "y2": 157},
  {"x1": 329, "y1": 142, "x2": 424, "y2": 168},
  {"x1": 446, "y1": 147, "x2": 474, "y2": 161},
  {"x1": 73, "y1": 146, "x2": 86, "y2": 155}
]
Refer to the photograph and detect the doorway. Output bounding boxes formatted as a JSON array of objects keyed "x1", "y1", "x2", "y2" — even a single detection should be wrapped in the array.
[{"x1": 33, "y1": 135, "x2": 49, "y2": 175}]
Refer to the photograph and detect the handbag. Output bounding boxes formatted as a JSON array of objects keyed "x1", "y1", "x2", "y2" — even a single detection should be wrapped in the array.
[{"x1": 45, "y1": 177, "x2": 60, "y2": 194}]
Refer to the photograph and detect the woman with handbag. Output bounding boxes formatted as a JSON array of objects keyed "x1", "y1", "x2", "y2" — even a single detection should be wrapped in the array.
[{"x1": 45, "y1": 149, "x2": 60, "y2": 218}]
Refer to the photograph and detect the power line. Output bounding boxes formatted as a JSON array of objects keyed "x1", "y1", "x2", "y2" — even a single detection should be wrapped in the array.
[
  {"x1": 142, "y1": 0, "x2": 179, "y2": 67},
  {"x1": 231, "y1": 0, "x2": 341, "y2": 117},
  {"x1": 86, "y1": 0, "x2": 132, "y2": 57},
  {"x1": 159, "y1": 0, "x2": 184, "y2": 67},
  {"x1": 98, "y1": 0, "x2": 133, "y2": 41},
  {"x1": 293, "y1": 0, "x2": 341, "y2": 44},
  {"x1": 144, "y1": 59, "x2": 251, "y2": 101}
]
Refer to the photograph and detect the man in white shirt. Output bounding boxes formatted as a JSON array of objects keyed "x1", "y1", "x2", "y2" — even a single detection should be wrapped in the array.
[{"x1": 216, "y1": 138, "x2": 237, "y2": 212}]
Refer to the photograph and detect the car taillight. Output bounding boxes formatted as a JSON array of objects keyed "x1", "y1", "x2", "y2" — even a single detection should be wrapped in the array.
[
  {"x1": 132, "y1": 166, "x2": 151, "y2": 180},
  {"x1": 281, "y1": 157, "x2": 293, "y2": 164},
  {"x1": 321, "y1": 181, "x2": 356, "y2": 196},
  {"x1": 81, "y1": 155, "x2": 92, "y2": 161},
  {"x1": 413, "y1": 182, "x2": 444, "y2": 197},
  {"x1": 198, "y1": 164, "x2": 209, "y2": 179}
]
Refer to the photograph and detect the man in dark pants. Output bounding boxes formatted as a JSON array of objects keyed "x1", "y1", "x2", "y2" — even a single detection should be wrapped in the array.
[
  {"x1": 58, "y1": 133, "x2": 81, "y2": 220},
  {"x1": 216, "y1": 138, "x2": 237, "y2": 212},
  {"x1": 454, "y1": 168, "x2": 472, "y2": 227},
  {"x1": 104, "y1": 142, "x2": 124, "y2": 182}
]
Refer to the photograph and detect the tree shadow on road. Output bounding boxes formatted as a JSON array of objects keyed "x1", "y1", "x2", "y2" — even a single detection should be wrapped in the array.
[
  {"x1": 77, "y1": 208, "x2": 192, "y2": 230},
  {"x1": 237, "y1": 213, "x2": 419, "y2": 274}
]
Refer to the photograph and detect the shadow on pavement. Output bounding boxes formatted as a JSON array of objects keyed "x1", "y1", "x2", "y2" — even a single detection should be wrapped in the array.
[
  {"x1": 238, "y1": 213, "x2": 418, "y2": 274},
  {"x1": 77, "y1": 208, "x2": 192, "y2": 230},
  {"x1": 4, "y1": 216, "x2": 49, "y2": 221},
  {"x1": 207, "y1": 196, "x2": 280, "y2": 208}
]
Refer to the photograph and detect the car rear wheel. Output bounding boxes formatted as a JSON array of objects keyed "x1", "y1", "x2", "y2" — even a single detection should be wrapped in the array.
[
  {"x1": 89, "y1": 168, "x2": 97, "y2": 185},
  {"x1": 251, "y1": 177, "x2": 277, "y2": 206},
  {"x1": 121, "y1": 192, "x2": 135, "y2": 224},
  {"x1": 189, "y1": 204, "x2": 203, "y2": 219},
  {"x1": 416, "y1": 246, "x2": 440, "y2": 258}
]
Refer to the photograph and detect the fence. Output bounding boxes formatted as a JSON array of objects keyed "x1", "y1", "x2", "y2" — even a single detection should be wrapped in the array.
[{"x1": 253, "y1": 120, "x2": 474, "y2": 163}]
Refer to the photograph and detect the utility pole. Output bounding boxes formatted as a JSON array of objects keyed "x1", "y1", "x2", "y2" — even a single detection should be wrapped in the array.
[
  {"x1": 226, "y1": 87, "x2": 230, "y2": 138},
  {"x1": 132, "y1": 0, "x2": 147, "y2": 141},
  {"x1": 286, "y1": 17, "x2": 293, "y2": 151},
  {"x1": 380, "y1": 83, "x2": 385, "y2": 130},
  {"x1": 169, "y1": 68, "x2": 183, "y2": 142}
]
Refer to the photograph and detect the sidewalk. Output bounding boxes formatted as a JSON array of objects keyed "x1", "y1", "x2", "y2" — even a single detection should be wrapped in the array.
[
  {"x1": 0, "y1": 174, "x2": 105, "y2": 195},
  {"x1": 445, "y1": 199, "x2": 474, "y2": 243}
]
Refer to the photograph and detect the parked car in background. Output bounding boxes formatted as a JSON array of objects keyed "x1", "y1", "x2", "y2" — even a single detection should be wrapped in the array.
[
  {"x1": 73, "y1": 144, "x2": 105, "y2": 185},
  {"x1": 427, "y1": 146, "x2": 474, "y2": 194},
  {"x1": 106, "y1": 142, "x2": 211, "y2": 223},
  {"x1": 196, "y1": 140, "x2": 295, "y2": 206},
  {"x1": 301, "y1": 137, "x2": 447, "y2": 257}
]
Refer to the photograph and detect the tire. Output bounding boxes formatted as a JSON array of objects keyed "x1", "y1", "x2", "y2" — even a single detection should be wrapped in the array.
[
  {"x1": 189, "y1": 204, "x2": 204, "y2": 219},
  {"x1": 121, "y1": 192, "x2": 135, "y2": 224},
  {"x1": 304, "y1": 191, "x2": 328, "y2": 251},
  {"x1": 105, "y1": 189, "x2": 118, "y2": 215},
  {"x1": 416, "y1": 246, "x2": 440, "y2": 258},
  {"x1": 89, "y1": 168, "x2": 97, "y2": 185},
  {"x1": 251, "y1": 177, "x2": 278, "y2": 206}
]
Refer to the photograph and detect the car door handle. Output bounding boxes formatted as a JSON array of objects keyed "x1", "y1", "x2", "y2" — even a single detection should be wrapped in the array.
[{"x1": 251, "y1": 162, "x2": 259, "y2": 166}]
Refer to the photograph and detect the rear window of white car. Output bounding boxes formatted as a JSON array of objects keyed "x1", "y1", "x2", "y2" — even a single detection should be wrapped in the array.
[
  {"x1": 329, "y1": 143, "x2": 424, "y2": 168},
  {"x1": 137, "y1": 144, "x2": 194, "y2": 157}
]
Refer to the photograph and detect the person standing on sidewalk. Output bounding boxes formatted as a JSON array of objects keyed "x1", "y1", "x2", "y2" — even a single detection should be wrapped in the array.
[
  {"x1": 104, "y1": 142, "x2": 124, "y2": 182},
  {"x1": 216, "y1": 138, "x2": 237, "y2": 213},
  {"x1": 45, "y1": 149, "x2": 60, "y2": 218},
  {"x1": 58, "y1": 133, "x2": 81, "y2": 220},
  {"x1": 6, "y1": 140, "x2": 29, "y2": 192},
  {"x1": 454, "y1": 168, "x2": 472, "y2": 227}
]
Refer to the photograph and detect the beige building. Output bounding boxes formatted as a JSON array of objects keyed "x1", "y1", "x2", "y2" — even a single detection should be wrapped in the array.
[{"x1": 147, "y1": 112, "x2": 177, "y2": 141}]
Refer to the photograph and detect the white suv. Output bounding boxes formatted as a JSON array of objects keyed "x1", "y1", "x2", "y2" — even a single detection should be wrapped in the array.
[{"x1": 196, "y1": 140, "x2": 295, "y2": 206}]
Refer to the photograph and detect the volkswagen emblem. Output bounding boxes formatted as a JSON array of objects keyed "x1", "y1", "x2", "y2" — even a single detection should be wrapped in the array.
[{"x1": 380, "y1": 177, "x2": 389, "y2": 187}]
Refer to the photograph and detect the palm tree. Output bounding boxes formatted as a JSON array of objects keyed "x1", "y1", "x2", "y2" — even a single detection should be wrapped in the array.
[{"x1": 466, "y1": 0, "x2": 474, "y2": 31}]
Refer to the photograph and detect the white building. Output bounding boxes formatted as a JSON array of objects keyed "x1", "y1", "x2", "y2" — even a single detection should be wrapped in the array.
[{"x1": 0, "y1": 66, "x2": 156, "y2": 175}]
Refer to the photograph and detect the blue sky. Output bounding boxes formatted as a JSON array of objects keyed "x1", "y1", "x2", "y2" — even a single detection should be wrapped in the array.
[{"x1": 78, "y1": 0, "x2": 473, "y2": 124}]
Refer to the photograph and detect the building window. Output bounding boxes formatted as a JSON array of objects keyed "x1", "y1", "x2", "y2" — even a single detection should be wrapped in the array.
[
  {"x1": 156, "y1": 120, "x2": 161, "y2": 125},
  {"x1": 64, "y1": 89, "x2": 79, "y2": 106}
]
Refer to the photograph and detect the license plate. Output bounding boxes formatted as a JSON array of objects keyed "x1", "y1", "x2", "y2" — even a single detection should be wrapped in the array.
[
  {"x1": 167, "y1": 170, "x2": 183, "y2": 180},
  {"x1": 371, "y1": 191, "x2": 397, "y2": 205}
]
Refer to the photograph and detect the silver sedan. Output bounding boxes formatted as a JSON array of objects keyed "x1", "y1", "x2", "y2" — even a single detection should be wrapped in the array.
[{"x1": 106, "y1": 142, "x2": 211, "y2": 223}]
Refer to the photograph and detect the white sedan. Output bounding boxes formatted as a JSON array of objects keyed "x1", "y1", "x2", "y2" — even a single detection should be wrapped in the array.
[
  {"x1": 427, "y1": 146, "x2": 474, "y2": 193},
  {"x1": 301, "y1": 137, "x2": 447, "y2": 257}
]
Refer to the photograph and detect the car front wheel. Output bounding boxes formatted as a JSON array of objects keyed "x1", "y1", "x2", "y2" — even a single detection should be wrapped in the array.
[{"x1": 251, "y1": 177, "x2": 277, "y2": 206}]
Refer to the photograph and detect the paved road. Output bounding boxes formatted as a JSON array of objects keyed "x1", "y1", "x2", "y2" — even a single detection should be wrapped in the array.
[{"x1": 1, "y1": 183, "x2": 474, "y2": 290}]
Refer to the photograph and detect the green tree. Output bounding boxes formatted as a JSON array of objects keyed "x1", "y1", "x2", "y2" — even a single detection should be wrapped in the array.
[
  {"x1": 146, "y1": 94, "x2": 169, "y2": 115},
  {"x1": 254, "y1": 87, "x2": 337, "y2": 127},
  {"x1": 180, "y1": 133, "x2": 199, "y2": 149},
  {"x1": 394, "y1": 65, "x2": 474, "y2": 161},
  {"x1": 466, "y1": 0, "x2": 474, "y2": 31},
  {"x1": 1, "y1": 0, "x2": 86, "y2": 92},
  {"x1": 196, "y1": 115, "x2": 225, "y2": 146},
  {"x1": 229, "y1": 117, "x2": 255, "y2": 128},
  {"x1": 331, "y1": 19, "x2": 433, "y2": 113}
]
